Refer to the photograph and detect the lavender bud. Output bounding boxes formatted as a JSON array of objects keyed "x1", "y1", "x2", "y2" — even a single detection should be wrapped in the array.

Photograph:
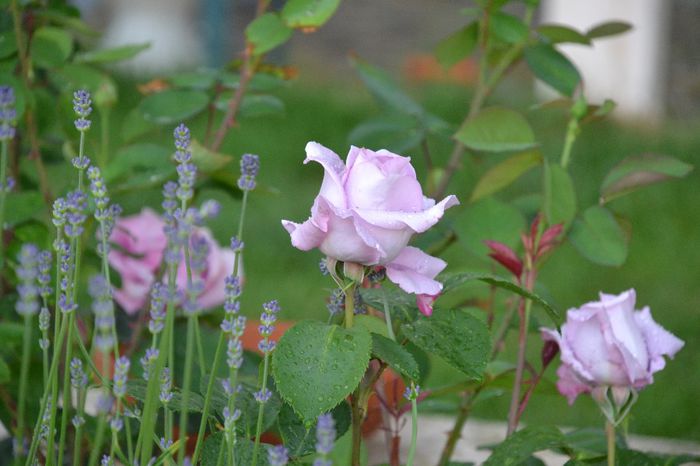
[
  {"x1": 254, "y1": 388, "x2": 272, "y2": 404},
  {"x1": 15, "y1": 244, "x2": 40, "y2": 316},
  {"x1": 403, "y1": 384, "x2": 420, "y2": 401},
  {"x1": 267, "y1": 445, "x2": 289, "y2": 466},
  {"x1": 72, "y1": 415, "x2": 85, "y2": 428},
  {"x1": 71, "y1": 156, "x2": 90, "y2": 170},
  {"x1": 226, "y1": 338, "x2": 243, "y2": 369},
  {"x1": 0, "y1": 86, "x2": 16, "y2": 141},
  {"x1": 140, "y1": 347, "x2": 159, "y2": 381},
  {"x1": 230, "y1": 236, "x2": 244, "y2": 252},
  {"x1": 159, "y1": 368, "x2": 173, "y2": 404},
  {"x1": 237, "y1": 153, "x2": 259, "y2": 191},
  {"x1": 113, "y1": 356, "x2": 130, "y2": 398},
  {"x1": 73, "y1": 89, "x2": 92, "y2": 131},
  {"x1": 315, "y1": 413, "x2": 336, "y2": 457},
  {"x1": 70, "y1": 358, "x2": 88, "y2": 389}
]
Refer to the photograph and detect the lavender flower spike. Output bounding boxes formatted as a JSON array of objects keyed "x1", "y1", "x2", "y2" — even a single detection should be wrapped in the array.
[
  {"x1": 15, "y1": 244, "x2": 40, "y2": 316},
  {"x1": 238, "y1": 153, "x2": 259, "y2": 191},
  {"x1": 268, "y1": 444, "x2": 289, "y2": 466},
  {"x1": 73, "y1": 89, "x2": 92, "y2": 132},
  {"x1": 0, "y1": 85, "x2": 16, "y2": 141}
]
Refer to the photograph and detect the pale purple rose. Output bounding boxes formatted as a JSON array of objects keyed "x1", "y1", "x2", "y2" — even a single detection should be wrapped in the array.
[
  {"x1": 281, "y1": 143, "x2": 459, "y2": 315},
  {"x1": 542, "y1": 289, "x2": 684, "y2": 404},
  {"x1": 109, "y1": 208, "x2": 237, "y2": 314}
]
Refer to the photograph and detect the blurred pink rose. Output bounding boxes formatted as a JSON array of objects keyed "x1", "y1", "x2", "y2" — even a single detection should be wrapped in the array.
[
  {"x1": 541, "y1": 289, "x2": 684, "y2": 404},
  {"x1": 282, "y1": 143, "x2": 459, "y2": 315},
  {"x1": 109, "y1": 208, "x2": 236, "y2": 314}
]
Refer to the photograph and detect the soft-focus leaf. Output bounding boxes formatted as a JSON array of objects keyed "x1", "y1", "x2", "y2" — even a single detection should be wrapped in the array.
[
  {"x1": 0, "y1": 73, "x2": 26, "y2": 119},
  {"x1": 239, "y1": 94, "x2": 285, "y2": 118},
  {"x1": 455, "y1": 107, "x2": 537, "y2": 152},
  {"x1": 5, "y1": 192, "x2": 44, "y2": 227},
  {"x1": 586, "y1": 21, "x2": 632, "y2": 40},
  {"x1": 537, "y1": 24, "x2": 591, "y2": 45},
  {"x1": 29, "y1": 27, "x2": 73, "y2": 68},
  {"x1": 483, "y1": 425, "x2": 566, "y2": 465},
  {"x1": 168, "y1": 69, "x2": 218, "y2": 90},
  {"x1": 277, "y1": 401, "x2": 351, "y2": 458},
  {"x1": 435, "y1": 22, "x2": 479, "y2": 68},
  {"x1": 600, "y1": 154, "x2": 693, "y2": 203},
  {"x1": 139, "y1": 89, "x2": 209, "y2": 124},
  {"x1": 74, "y1": 43, "x2": 150, "y2": 64},
  {"x1": 402, "y1": 309, "x2": 490, "y2": 380},
  {"x1": 371, "y1": 333, "x2": 420, "y2": 381},
  {"x1": 0, "y1": 322, "x2": 24, "y2": 347},
  {"x1": 281, "y1": 0, "x2": 341, "y2": 28},
  {"x1": 272, "y1": 321, "x2": 372, "y2": 422},
  {"x1": 454, "y1": 197, "x2": 526, "y2": 256},
  {"x1": 104, "y1": 143, "x2": 171, "y2": 182},
  {"x1": 351, "y1": 57, "x2": 424, "y2": 116},
  {"x1": 490, "y1": 12, "x2": 528, "y2": 44},
  {"x1": 190, "y1": 139, "x2": 233, "y2": 173},
  {"x1": 200, "y1": 433, "x2": 269, "y2": 466},
  {"x1": 354, "y1": 314, "x2": 389, "y2": 338},
  {"x1": 246, "y1": 13, "x2": 293, "y2": 56},
  {"x1": 0, "y1": 32, "x2": 17, "y2": 59},
  {"x1": 543, "y1": 161, "x2": 576, "y2": 226},
  {"x1": 471, "y1": 150, "x2": 542, "y2": 202},
  {"x1": 569, "y1": 206, "x2": 628, "y2": 266},
  {"x1": 442, "y1": 272, "x2": 560, "y2": 326},
  {"x1": 120, "y1": 107, "x2": 158, "y2": 142},
  {"x1": 347, "y1": 115, "x2": 423, "y2": 154},
  {"x1": 525, "y1": 43, "x2": 581, "y2": 97},
  {"x1": 53, "y1": 64, "x2": 107, "y2": 93}
]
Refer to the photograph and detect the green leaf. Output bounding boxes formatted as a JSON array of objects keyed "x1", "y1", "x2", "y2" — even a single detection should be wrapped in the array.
[
  {"x1": 272, "y1": 321, "x2": 372, "y2": 422},
  {"x1": 190, "y1": 139, "x2": 233, "y2": 173},
  {"x1": 371, "y1": 333, "x2": 420, "y2": 381},
  {"x1": 524, "y1": 43, "x2": 581, "y2": 97},
  {"x1": 139, "y1": 89, "x2": 209, "y2": 124},
  {"x1": 277, "y1": 401, "x2": 351, "y2": 458},
  {"x1": 569, "y1": 206, "x2": 628, "y2": 267},
  {"x1": 543, "y1": 161, "x2": 576, "y2": 226},
  {"x1": 442, "y1": 272, "x2": 560, "y2": 326},
  {"x1": 483, "y1": 425, "x2": 566, "y2": 466},
  {"x1": 103, "y1": 143, "x2": 171, "y2": 182},
  {"x1": 29, "y1": 26, "x2": 73, "y2": 68},
  {"x1": 239, "y1": 94, "x2": 285, "y2": 118},
  {"x1": 74, "y1": 43, "x2": 150, "y2": 64},
  {"x1": 600, "y1": 154, "x2": 693, "y2": 203},
  {"x1": 490, "y1": 12, "x2": 528, "y2": 44},
  {"x1": 537, "y1": 25, "x2": 591, "y2": 45},
  {"x1": 454, "y1": 197, "x2": 525, "y2": 256},
  {"x1": 120, "y1": 107, "x2": 158, "y2": 142},
  {"x1": 53, "y1": 64, "x2": 108, "y2": 93},
  {"x1": 435, "y1": 22, "x2": 479, "y2": 68},
  {"x1": 246, "y1": 13, "x2": 293, "y2": 56},
  {"x1": 0, "y1": 357, "x2": 9, "y2": 384},
  {"x1": 471, "y1": 150, "x2": 542, "y2": 202},
  {"x1": 127, "y1": 380, "x2": 205, "y2": 413},
  {"x1": 354, "y1": 314, "x2": 388, "y2": 338},
  {"x1": 347, "y1": 115, "x2": 424, "y2": 154},
  {"x1": 169, "y1": 70, "x2": 218, "y2": 90},
  {"x1": 5, "y1": 191, "x2": 44, "y2": 227},
  {"x1": 0, "y1": 32, "x2": 18, "y2": 59},
  {"x1": 402, "y1": 309, "x2": 490, "y2": 380},
  {"x1": 351, "y1": 57, "x2": 424, "y2": 116},
  {"x1": 0, "y1": 322, "x2": 25, "y2": 347},
  {"x1": 455, "y1": 107, "x2": 537, "y2": 152},
  {"x1": 586, "y1": 21, "x2": 632, "y2": 40},
  {"x1": 200, "y1": 433, "x2": 270, "y2": 466},
  {"x1": 281, "y1": 0, "x2": 341, "y2": 28}
]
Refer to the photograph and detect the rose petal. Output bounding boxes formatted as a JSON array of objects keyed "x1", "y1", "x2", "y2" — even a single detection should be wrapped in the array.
[
  {"x1": 304, "y1": 142, "x2": 347, "y2": 208},
  {"x1": 634, "y1": 306, "x2": 685, "y2": 376},
  {"x1": 385, "y1": 246, "x2": 446, "y2": 295},
  {"x1": 556, "y1": 364, "x2": 591, "y2": 405},
  {"x1": 354, "y1": 195, "x2": 459, "y2": 233},
  {"x1": 416, "y1": 293, "x2": 438, "y2": 317}
]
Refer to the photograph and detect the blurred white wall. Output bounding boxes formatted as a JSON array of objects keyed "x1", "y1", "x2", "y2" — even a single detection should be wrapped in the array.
[{"x1": 540, "y1": 0, "x2": 670, "y2": 122}]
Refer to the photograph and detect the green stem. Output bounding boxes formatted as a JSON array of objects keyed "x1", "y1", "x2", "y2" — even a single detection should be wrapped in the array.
[
  {"x1": 72, "y1": 388, "x2": 86, "y2": 466},
  {"x1": 406, "y1": 388, "x2": 419, "y2": 466},
  {"x1": 606, "y1": 421, "x2": 616, "y2": 466},
  {"x1": 177, "y1": 316, "x2": 196, "y2": 465},
  {"x1": 125, "y1": 414, "x2": 134, "y2": 466},
  {"x1": 194, "y1": 315, "x2": 206, "y2": 378},
  {"x1": 506, "y1": 298, "x2": 532, "y2": 436},
  {"x1": 56, "y1": 312, "x2": 76, "y2": 466},
  {"x1": 16, "y1": 313, "x2": 33, "y2": 458},
  {"x1": 560, "y1": 118, "x2": 579, "y2": 169},
  {"x1": 345, "y1": 283, "x2": 355, "y2": 329},
  {"x1": 251, "y1": 352, "x2": 270, "y2": 466},
  {"x1": 381, "y1": 286, "x2": 395, "y2": 341},
  {"x1": 436, "y1": 393, "x2": 475, "y2": 466}
]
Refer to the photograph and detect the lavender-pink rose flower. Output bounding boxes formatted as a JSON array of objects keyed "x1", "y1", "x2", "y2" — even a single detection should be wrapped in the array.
[
  {"x1": 281, "y1": 142, "x2": 459, "y2": 315},
  {"x1": 541, "y1": 289, "x2": 684, "y2": 404},
  {"x1": 108, "y1": 208, "x2": 236, "y2": 314}
]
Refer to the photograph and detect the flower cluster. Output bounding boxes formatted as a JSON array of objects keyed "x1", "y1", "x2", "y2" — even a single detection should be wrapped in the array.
[
  {"x1": 87, "y1": 166, "x2": 121, "y2": 256},
  {"x1": 88, "y1": 275, "x2": 115, "y2": 352},
  {"x1": 73, "y1": 89, "x2": 92, "y2": 132},
  {"x1": 159, "y1": 367, "x2": 173, "y2": 405},
  {"x1": 313, "y1": 413, "x2": 336, "y2": 466},
  {"x1": 70, "y1": 358, "x2": 88, "y2": 389},
  {"x1": 173, "y1": 123, "x2": 196, "y2": 203},
  {"x1": 238, "y1": 153, "x2": 260, "y2": 191},
  {"x1": 258, "y1": 299, "x2": 280, "y2": 354},
  {"x1": 268, "y1": 444, "x2": 289, "y2": 466},
  {"x1": 113, "y1": 356, "x2": 130, "y2": 398},
  {"x1": 0, "y1": 85, "x2": 16, "y2": 141},
  {"x1": 15, "y1": 244, "x2": 40, "y2": 317}
]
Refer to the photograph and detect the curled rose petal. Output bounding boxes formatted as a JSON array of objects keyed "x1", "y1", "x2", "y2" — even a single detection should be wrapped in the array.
[{"x1": 384, "y1": 247, "x2": 446, "y2": 296}]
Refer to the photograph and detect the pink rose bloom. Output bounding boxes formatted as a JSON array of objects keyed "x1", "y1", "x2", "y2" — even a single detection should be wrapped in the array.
[
  {"x1": 281, "y1": 142, "x2": 459, "y2": 315},
  {"x1": 109, "y1": 208, "x2": 236, "y2": 314},
  {"x1": 541, "y1": 289, "x2": 684, "y2": 404}
]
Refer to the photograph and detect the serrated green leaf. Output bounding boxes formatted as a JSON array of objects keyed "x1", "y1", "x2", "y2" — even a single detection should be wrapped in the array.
[
  {"x1": 586, "y1": 21, "x2": 632, "y2": 40},
  {"x1": 29, "y1": 27, "x2": 73, "y2": 68},
  {"x1": 537, "y1": 24, "x2": 591, "y2": 45},
  {"x1": 402, "y1": 309, "x2": 490, "y2": 380},
  {"x1": 569, "y1": 206, "x2": 628, "y2": 266},
  {"x1": 351, "y1": 57, "x2": 424, "y2": 116},
  {"x1": 483, "y1": 425, "x2": 566, "y2": 466},
  {"x1": 246, "y1": 13, "x2": 293, "y2": 56},
  {"x1": 543, "y1": 161, "x2": 576, "y2": 226},
  {"x1": 139, "y1": 89, "x2": 209, "y2": 124},
  {"x1": 600, "y1": 154, "x2": 693, "y2": 203},
  {"x1": 525, "y1": 43, "x2": 581, "y2": 97},
  {"x1": 371, "y1": 333, "x2": 420, "y2": 381},
  {"x1": 200, "y1": 433, "x2": 270, "y2": 466},
  {"x1": 74, "y1": 42, "x2": 150, "y2": 64},
  {"x1": 272, "y1": 321, "x2": 372, "y2": 422},
  {"x1": 277, "y1": 401, "x2": 351, "y2": 458},
  {"x1": 442, "y1": 272, "x2": 560, "y2": 326},
  {"x1": 490, "y1": 12, "x2": 528, "y2": 44},
  {"x1": 471, "y1": 150, "x2": 542, "y2": 202},
  {"x1": 455, "y1": 107, "x2": 537, "y2": 152},
  {"x1": 435, "y1": 22, "x2": 479, "y2": 68},
  {"x1": 281, "y1": 0, "x2": 341, "y2": 28}
]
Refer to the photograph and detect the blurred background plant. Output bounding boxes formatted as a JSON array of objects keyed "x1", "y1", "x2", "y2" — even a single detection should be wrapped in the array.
[{"x1": 0, "y1": 0, "x2": 698, "y2": 464}]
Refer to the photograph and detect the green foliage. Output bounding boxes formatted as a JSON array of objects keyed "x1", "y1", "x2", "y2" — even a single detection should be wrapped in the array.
[
  {"x1": 455, "y1": 107, "x2": 537, "y2": 152},
  {"x1": 435, "y1": 23, "x2": 479, "y2": 68},
  {"x1": 246, "y1": 13, "x2": 293, "y2": 56},
  {"x1": 281, "y1": 0, "x2": 341, "y2": 29},
  {"x1": 537, "y1": 25, "x2": 591, "y2": 45},
  {"x1": 139, "y1": 89, "x2": 209, "y2": 124},
  {"x1": 200, "y1": 433, "x2": 270, "y2": 466},
  {"x1": 73, "y1": 42, "x2": 150, "y2": 64},
  {"x1": 454, "y1": 197, "x2": 525, "y2": 256},
  {"x1": 483, "y1": 425, "x2": 567, "y2": 465},
  {"x1": 272, "y1": 321, "x2": 372, "y2": 422},
  {"x1": 277, "y1": 401, "x2": 351, "y2": 457},
  {"x1": 586, "y1": 21, "x2": 633, "y2": 40},
  {"x1": 402, "y1": 309, "x2": 490, "y2": 380},
  {"x1": 543, "y1": 162, "x2": 577, "y2": 226},
  {"x1": 471, "y1": 150, "x2": 542, "y2": 202},
  {"x1": 490, "y1": 12, "x2": 528, "y2": 44},
  {"x1": 29, "y1": 26, "x2": 73, "y2": 68},
  {"x1": 4, "y1": 192, "x2": 44, "y2": 227},
  {"x1": 569, "y1": 206, "x2": 628, "y2": 266},
  {"x1": 524, "y1": 43, "x2": 581, "y2": 96},
  {"x1": 370, "y1": 333, "x2": 420, "y2": 381}
]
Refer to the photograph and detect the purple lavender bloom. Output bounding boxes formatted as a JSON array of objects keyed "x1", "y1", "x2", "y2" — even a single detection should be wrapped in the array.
[
  {"x1": 89, "y1": 274, "x2": 115, "y2": 351},
  {"x1": 72, "y1": 156, "x2": 90, "y2": 170},
  {"x1": 315, "y1": 412, "x2": 336, "y2": 456},
  {"x1": 403, "y1": 384, "x2": 420, "y2": 401},
  {"x1": 52, "y1": 197, "x2": 68, "y2": 228},
  {"x1": 254, "y1": 387, "x2": 272, "y2": 404},
  {"x1": 162, "y1": 181, "x2": 178, "y2": 216},
  {"x1": 198, "y1": 199, "x2": 220, "y2": 220},
  {"x1": 140, "y1": 347, "x2": 159, "y2": 381},
  {"x1": 327, "y1": 289, "x2": 344, "y2": 316},
  {"x1": 267, "y1": 444, "x2": 289, "y2": 466},
  {"x1": 160, "y1": 367, "x2": 173, "y2": 404},
  {"x1": 226, "y1": 338, "x2": 244, "y2": 369},
  {"x1": 173, "y1": 123, "x2": 191, "y2": 152},
  {"x1": 148, "y1": 283, "x2": 167, "y2": 335},
  {"x1": 73, "y1": 89, "x2": 92, "y2": 131},
  {"x1": 38, "y1": 307, "x2": 50, "y2": 350},
  {"x1": 15, "y1": 244, "x2": 40, "y2": 316},
  {"x1": 37, "y1": 250, "x2": 52, "y2": 299},
  {"x1": 1, "y1": 176, "x2": 15, "y2": 192},
  {"x1": 230, "y1": 236, "x2": 244, "y2": 252},
  {"x1": 222, "y1": 406, "x2": 241, "y2": 433},
  {"x1": 64, "y1": 190, "x2": 88, "y2": 239},
  {"x1": 70, "y1": 358, "x2": 88, "y2": 389},
  {"x1": 113, "y1": 356, "x2": 130, "y2": 398},
  {"x1": 0, "y1": 86, "x2": 16, "y2": 140},
  {"x1": 237, "y1": 153, "x2": 259, "y2": 191}
]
